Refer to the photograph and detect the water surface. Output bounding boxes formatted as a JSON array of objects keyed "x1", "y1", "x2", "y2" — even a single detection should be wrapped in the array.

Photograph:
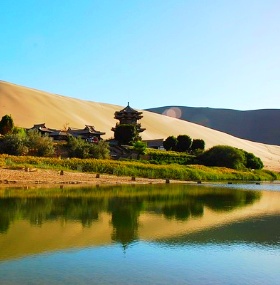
[{"x1": 0, "y1": 183, "x2": 280, "y2": 284}]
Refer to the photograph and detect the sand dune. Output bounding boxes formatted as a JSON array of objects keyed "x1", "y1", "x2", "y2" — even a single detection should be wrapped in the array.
[{"x1": 1, "y1": 80, "x2": 280, "y2": 171}]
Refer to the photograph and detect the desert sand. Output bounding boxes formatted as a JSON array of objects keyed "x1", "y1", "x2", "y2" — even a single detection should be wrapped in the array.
[{"x1": 1, "y1": 80, "x2": 280, "y2": 171}]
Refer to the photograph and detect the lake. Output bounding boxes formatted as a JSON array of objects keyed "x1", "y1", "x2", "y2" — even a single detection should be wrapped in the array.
[{"x1": 0, "y1": 182, "x2": 280, "y2": 285}]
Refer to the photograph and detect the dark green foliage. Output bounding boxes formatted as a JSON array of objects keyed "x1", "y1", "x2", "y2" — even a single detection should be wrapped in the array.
[
  {"x1": 244, "y1": 151, "x2": 263, "y2": 169},
  {"x1": 67, "y1": 136, "x2": 110, "y2": 159},
  {"x1": 27, "y1": 130, "x2": 54, "y2": 157},
  {"x1": 146, "y1": 149, "x2": 196, "y2": 165},
  {"x1": 67, "y1": 136, "x2": 89, "y2": 158},
  {"x1": 191, "y1": 139, "x2": 205, "y2": 151},
  {"x1": 12, "y1": 126, "x2": 26, "y2": 136},
  {"x1": 91, "y1": 140, "x2": 110, "y2": 159},
  {"x1": 175, "y1": 135, "x2": 192, "y2": 152},
  {"x1": 114, "y1": 124, "x2": 140, "y2": 145},
  {"x1": 198, "y1": 145, "x2": 246, "y2": 170},
  {"x1": 0, "y1": 133, "x2": 28, "y2": 155},
  {"x1": 163, "y1": 136, "x2": 177, "y2": 151},
  {"x1": 132, "y1": 140, "x2": 147, "y2": 159},
  {"x1": 0, "y1": 114, "x2": 14, "y2": 135}
]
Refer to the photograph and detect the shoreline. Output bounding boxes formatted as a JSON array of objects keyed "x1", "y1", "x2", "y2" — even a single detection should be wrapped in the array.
[{"x1": 0, "y1": 167, "x2": 184, "y2": 186}]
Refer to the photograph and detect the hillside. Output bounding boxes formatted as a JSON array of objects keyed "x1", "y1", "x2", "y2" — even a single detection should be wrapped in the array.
[
  {"x1": 1, "y1": 80, "x2": 280, "y2": 171},
  {"x1": 146, "y1": 106, "x2": 280, "y2": 146}
]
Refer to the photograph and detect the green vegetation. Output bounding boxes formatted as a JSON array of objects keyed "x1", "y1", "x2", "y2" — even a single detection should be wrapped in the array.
[
  {"x1": 198, "y1": 145, "x2": 264, "y2": 170},
  {"x1": 191, "y1": 139, "x2": 205, "y2": 153},
  {"x1": 114, "y1": 124, "x2": 141, "y2": 145},
  {"x1": 66, "y1": 136, "x2": 110, "y2": 159},
  {"x1": 145, "y1": 148, "x2": 196, "y2": 165},
  {"x1": 163, "y1": 134, "x2": 205, "y2": 152},
  {"x1": 1, "y1": 154, "x2": 279, "y2": 181},
  {"x1": 0, "y1": 114, "x2": 14, "y2": 135},
  {"x1": 0, "y1": 130, "x2": 55, "y2": 157},
  {"x1": 132, "y1": 140, "x2": 147, "y2": 159},
  {"x1": 0, "y1": 114, "x2": 274, "y2": 182},
  {"x1": 163, "y1": 136, "x2": 177, "y2": 151}
]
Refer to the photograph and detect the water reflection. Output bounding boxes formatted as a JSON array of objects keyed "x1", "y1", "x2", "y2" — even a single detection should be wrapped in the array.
[
  {"x1": 2, "y1": 183, "x2": 280, "y2": 261},
  {"x1": 1, "y1": 184, "x2": 280, "y2": 285}
]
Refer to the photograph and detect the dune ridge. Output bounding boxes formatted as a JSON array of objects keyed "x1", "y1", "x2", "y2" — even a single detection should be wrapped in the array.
[{"x1": 1, "y1": 80, "x2": 280, "y2": 171}]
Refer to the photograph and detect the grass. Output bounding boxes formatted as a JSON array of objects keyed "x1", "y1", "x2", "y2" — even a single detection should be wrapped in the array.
[{"x1": 0, "y1": 154, "x2": 279, "y2": 182}]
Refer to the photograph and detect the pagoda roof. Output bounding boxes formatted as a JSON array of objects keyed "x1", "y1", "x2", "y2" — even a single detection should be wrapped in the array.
[{"x1": 118, "y1": 103, "x2": 142, "y2": 114}]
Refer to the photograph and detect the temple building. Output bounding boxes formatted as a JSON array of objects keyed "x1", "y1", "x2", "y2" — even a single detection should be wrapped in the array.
[
  {"x1": 28, "y1": 124, "x2": 105, "y2": 142},
  {"x1": 112, "y1": 102, "x2": 146, "y2": 134}
]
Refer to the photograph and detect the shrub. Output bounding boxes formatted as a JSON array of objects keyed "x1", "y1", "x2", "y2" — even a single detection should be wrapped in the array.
[
  {"x1": 198, "y1": 145, "x2": 246, "y2": 170},
  {"x1": 0, "y1": 133, "x2": 28, "y2": 155},
  {"x1": 163, "y1": 136, "x2": 177, "y2": 151},
  {"x1": 244, "y1": 151, "x2": 263, "y2": 169},
  {"x1": 114, "y1": 124, "x2": 140, "y2": 145},
  {"x1": 132, "y1": 140, "x2": 147, "y2": 159},
  {"x1": 27, "y1": 130, "x2": 54, "y2": 157},
  {"x1": 67, "y1": 136, "x2": 110, "y2": 159},
  {"x1": 191, "y1": 139, "x2": 205, "y2": 152},
  {"x1": 175, "y1": 135, "x2": 192, "y2": 152},
  {"x1": 0, "y1": 114, "x2": 14, "y2": 135}
]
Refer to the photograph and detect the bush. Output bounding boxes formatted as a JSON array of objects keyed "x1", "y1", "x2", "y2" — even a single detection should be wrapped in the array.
[
  {"x1": 27, "y1": 130, "x2": 54, "y2": 157},
  {"x1": 0, "y1": 133, "x2": 28, "y2": 155},
  {"x1": 244, "y1": 151, "x2": 263, "y2": 169},
  {"x1": 114, "y1": 124, "x2": 140, "y2": 145},
  {"x1": 0, "y1": 114, "x2": 14, "y2": 135},
  {"x1": 198, "y1": 145, "x2": 246, "y2": 170},
  {"x1": 67, "y1": 136, "x2": 110, "y2": 159},
  {"x1": 175, "y1": 135, "x2": 192, "y2": 152},
  {"x1": 191, "y1": 139, "x2": 205, "y2": 152},
  {"x1": 163, "y1": 136, "x2": 177, "y2": 151}
]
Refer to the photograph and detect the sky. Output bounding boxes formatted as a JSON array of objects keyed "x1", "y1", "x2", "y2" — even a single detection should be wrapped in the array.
[{"x1": 1, "y1": 0, "x2": 280, "y2": 110}]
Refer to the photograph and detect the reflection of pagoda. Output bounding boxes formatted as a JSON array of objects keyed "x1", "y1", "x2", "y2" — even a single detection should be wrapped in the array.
[{"x1": 112, "y1": 102, "x2": 146, "y2": 134}]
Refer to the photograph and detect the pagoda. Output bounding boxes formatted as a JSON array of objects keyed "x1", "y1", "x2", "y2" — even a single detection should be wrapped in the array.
[{"x1": 112, "y1": 102, "x2": 145, "y2": 137}]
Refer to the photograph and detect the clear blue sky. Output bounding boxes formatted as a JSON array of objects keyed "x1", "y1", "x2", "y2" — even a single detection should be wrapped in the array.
[{"x1": 1, "y1": 0, "x2": 279, "y2": 110}]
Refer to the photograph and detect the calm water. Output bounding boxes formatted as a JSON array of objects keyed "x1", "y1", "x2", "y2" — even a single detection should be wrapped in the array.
[{"x1": 0, "y1": 183, "x2": 280, "y2": 285}]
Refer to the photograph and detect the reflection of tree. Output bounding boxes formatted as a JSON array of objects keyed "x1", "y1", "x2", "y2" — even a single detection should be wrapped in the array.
[
  {"x1": 0, "y1": 197, "x2": 104, "y2": 233},
  {"x1": 108, "y1": 198, "x2": 143, "y2": 247},
  {"x1": 0, "y1": 186, "x2": 261, "y2": 236},
  {"x1": 162, "y1": 202, "x2": 203, "y2": 221},
  {"x1": 199, "y1": 191, "x2": 261, "y2": 212},
  {"x1": 0, "y1": 198, "x2": 19, "y2": 233}
]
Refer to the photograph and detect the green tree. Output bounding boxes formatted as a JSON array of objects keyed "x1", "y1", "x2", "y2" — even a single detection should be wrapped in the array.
[
  {"x1": 244, "y1": 151, "x2": 263, "y2": 169},
  {"x1": 0, "y1": 133, "x2": 28, "y2": 155},
  {"x1": 67, "y1": 136, "x2": 110, "y2": 159},
  {"x1": 132, "y1": 140, "x2": 147, "y2": 159},
  {"x1": 114, "y1": 124, "x2": 140, "y2": 145},
  {"x1": 163, "y1": 136, "x2": 177, "y2": 151},
  {"x1": 175, "y1": 135, "x2": 192, "y2": 152},
  {"x1": 0, "y1": 115, "x2": 14, "y2": 135},
  {"x1": 12, "y1": 126, "x2": 26, "y2": 136},
  {"x1": 199, "y1": 145, "x2": 246, "y2": 169},
  {"x1": 88, "y1": 140, "x2": 110, "y2": 159},
  {"x1": 67, "y1": 136, "x2": 89, "y2": 158},
  {"x1": 191, "y1": 139, "x2": 205, "y2": 152},
  {"x1": 27, "y1": 130, "x2": 54, "y2": 157}
]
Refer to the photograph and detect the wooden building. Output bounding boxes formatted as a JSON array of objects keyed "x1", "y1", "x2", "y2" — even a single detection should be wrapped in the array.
[
  {"x1": 112, "y1": 103, "x2": 146, "y2": 134},
  {"x1": 28, "y1": 124, "x2": 105, "y2": 142}
]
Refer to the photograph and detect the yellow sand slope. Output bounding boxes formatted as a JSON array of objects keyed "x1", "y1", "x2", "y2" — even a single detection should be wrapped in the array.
[{"x1": 1, "y1": 80, "x2": 280, "y2": 171}]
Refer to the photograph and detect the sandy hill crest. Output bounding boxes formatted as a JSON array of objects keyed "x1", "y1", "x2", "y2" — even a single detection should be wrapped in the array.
[
  {"x1": 147, "y1": 106, "x2": 280, "y2": 146},
  {"x1": 1, "y1": 80, "x2": 280, "y2": 171}
]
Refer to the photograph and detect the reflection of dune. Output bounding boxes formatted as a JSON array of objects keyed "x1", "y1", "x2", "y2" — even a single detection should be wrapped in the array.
[
  {"x1": 0, "y1": 213, "x2": 112, "y2": 261},
  {"x1": 0, "y1": 191, "x2": 280, "y2": 261},
  {"x1": 139, "y1": 191, "x2": 280, "y2": 239},
  {"x1": 1, "y1": 80, "x2": 280, "y2": 171}
]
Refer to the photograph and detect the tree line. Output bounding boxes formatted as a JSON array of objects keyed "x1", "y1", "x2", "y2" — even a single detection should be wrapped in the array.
[{"x1": 0, "y1": 115, "x2": 110, "y2": 159}]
